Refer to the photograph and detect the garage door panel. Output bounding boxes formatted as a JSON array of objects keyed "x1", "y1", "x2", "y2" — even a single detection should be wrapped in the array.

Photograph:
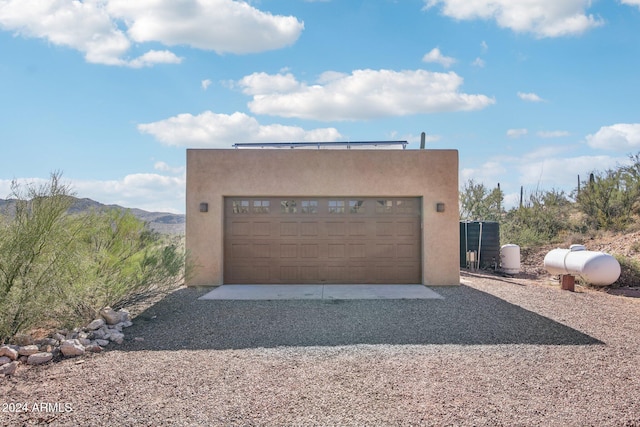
[
  {"x1": 252, "y1": 221, "x2": 271, "y2": 236},
  {"x1": 224, "y1": 197, "x2": 421, "y2": 284},
  {"x1": 280, "y1": 222, "x2": 298, "y2": 236},
  {"x1": 328, "y1": 243, "x2": 346, "y2": 258}
]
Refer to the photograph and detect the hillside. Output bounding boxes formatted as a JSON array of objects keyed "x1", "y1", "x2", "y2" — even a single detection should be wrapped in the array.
[{"x1": 0, "y1": 197, "x2": 185, "y2": 235}]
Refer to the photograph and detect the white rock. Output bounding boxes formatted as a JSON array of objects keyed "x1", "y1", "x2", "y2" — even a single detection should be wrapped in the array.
[
  {"x1": 27, "y1": 352, "x2": 53, "y2": 365},
  {"x1": 0, "y1": 345, "x2": 19, "y2": 361},
  {"x1": 100, "y1": 307, "x2": 122, "y2": 325},
  {"x1": 0, "y1": 356, "x2": 11, "y2": 365},
  {"x1": 0, "y1": 361, "x2": 19, "y2": 375},
  {"x1": 95, "y1": 339, "x2": 109, "y2": 347},
  {"x1": 18, "y1": 345, "x2": 40, "y2": 356},
  {"x1": 86, "y1": 318, "x2": 105, "y2": 330},
  {"x1": 60, "y1": 339, "x2": 85, "y2": 357}
]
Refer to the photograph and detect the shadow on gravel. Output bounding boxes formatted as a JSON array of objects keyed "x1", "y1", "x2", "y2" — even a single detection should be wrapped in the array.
[{"x1": 117, "y1": 285, "x2": 602, "y2": 351}]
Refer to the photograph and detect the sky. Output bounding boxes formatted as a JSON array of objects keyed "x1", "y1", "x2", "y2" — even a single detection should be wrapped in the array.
[{"x1": 1, "y1": 0, "x2": 640, "y2": 214}]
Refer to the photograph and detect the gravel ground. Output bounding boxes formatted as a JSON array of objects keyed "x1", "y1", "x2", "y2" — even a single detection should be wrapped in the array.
[{"x1": 2, "y1": 272, "x2": 640, "y2": 426}]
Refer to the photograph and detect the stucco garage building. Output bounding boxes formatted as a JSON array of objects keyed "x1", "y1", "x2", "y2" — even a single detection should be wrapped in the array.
[{"x1": 185, "y1": 146, "x2": 459, "y2": 286}]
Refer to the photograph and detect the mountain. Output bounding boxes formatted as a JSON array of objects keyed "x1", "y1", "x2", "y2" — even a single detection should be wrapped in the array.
[{"x1": 0, "y1": 197, "x2": 185, "y2": 235}]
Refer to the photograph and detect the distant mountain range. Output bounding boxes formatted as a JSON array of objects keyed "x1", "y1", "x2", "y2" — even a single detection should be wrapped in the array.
[{"x1": 0, "y1": 197, "x2": 185, "y2": 235}]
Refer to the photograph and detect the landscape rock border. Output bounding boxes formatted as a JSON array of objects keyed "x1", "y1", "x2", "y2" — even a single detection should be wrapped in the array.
[{"x1": 0, "y1": 307, "x2": 134, "y2": 377}]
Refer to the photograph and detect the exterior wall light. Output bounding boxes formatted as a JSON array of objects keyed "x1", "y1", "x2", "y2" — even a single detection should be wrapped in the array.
[
  {"x1": 199, "y1": 202, "x2": 209, "y2": 213},
  {"x1": 436, "y1": 202, "x2": 445, "y2": 213}
]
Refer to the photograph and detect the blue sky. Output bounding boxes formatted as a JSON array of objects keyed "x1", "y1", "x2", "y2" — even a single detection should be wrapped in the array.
[{"x1": 1, "y1": 0, "x2": 640, "y2": 213}]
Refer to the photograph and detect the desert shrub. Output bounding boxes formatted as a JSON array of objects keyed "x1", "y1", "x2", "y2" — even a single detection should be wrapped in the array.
[
  {"x1": 0, "y1": 174, "x2": 81, "y2": 341},
  {"x1": 575, "y1": 169, "x2": 639, "y2": 231},
  {"x1": 501, "y1": 189, "x2": 571, "y2": 247},
  {"x1": 0, "y1": 173, "x2": 188, "y2": 343}
]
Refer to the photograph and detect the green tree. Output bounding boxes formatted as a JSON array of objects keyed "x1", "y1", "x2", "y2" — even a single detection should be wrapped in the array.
[
  {"x1": 0, "y1": 172, "x2": 188, "y2": 343},
  {"x1": 459, "y1": 179, "x2": 503, "y2": 221}
]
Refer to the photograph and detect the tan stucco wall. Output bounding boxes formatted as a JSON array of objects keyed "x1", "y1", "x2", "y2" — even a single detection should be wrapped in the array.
[{"x1": 186, "y1": 148, "x2": 460, "y2": 286}]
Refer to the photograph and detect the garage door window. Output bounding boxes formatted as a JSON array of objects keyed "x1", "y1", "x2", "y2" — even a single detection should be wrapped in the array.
[
  {"x1": 301, "y1": 200, "x2": 318, "y2": 214},
  {"x1": 376, "y1": 200, "x2": 393, "y2": 213},
  {"x1": 281, "y1": 200, "x2": 297, "y2": 213},
  {"x1": 349, "y1": 200, "x2": 365, "y2": 213},
  {"x1": 232, "y1": 200, "x2": 249, "y2": 213},
  {"x1": 328, "y1": 200, "x2": 345, "y2": 214},
  {"x1": 253, "y1": 200, "x2": 270, "y2": 213}
]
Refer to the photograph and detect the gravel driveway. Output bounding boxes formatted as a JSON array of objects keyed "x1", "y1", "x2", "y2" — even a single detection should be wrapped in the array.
[{"x1": 2, "y1": 272, "x2": 640, "y2": 426}]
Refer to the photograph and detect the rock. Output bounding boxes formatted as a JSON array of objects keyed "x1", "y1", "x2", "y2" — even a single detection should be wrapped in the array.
[
  {"x1": 95, "y1": 339, "x2": 109, "y2": 347},
  {"x1": 122, "y1": 320, "x2": 133, "y2": 328},
  {"x1": 86, "y1": 318, "x2": 105, "y2": 330},
  {"x1": 27, "y1": 352, "x2": 53, "y2": 365},
  {"x1": 90, "y1": 327, "x2": 108, "y2": 340},
  {"x1": 60, "y1": 339, "x2": 85, "y2": 357},
  {"x1": 18, "y1": 345, "x2": 40, "y2": 356},
  {"x1": 0, "y1": 356, "x2": 11, "y2": 365},
  {"x1": 0, "y1": 361, "x2": 19, "y2": 376},
  {"x1": 112, "y1": 323, "x2": 123, "y2": 332},
  {"x1": 134, "y1": 337, "x2": 144, "y2": 342},
  {"x1": 109, "y1": 331, "x2": 125, "y2": 345},
  {"x1": 0, "y1": 345, "x2": 19, "y2": 361},
  {"x1": 100, "y1": 307, "x2": 122, "y2": 325},
  {"x1": 18, "y1": 355, "x2": 28, "y2": 363},
  {"x1": 118, "y1": 309, "x2": 130, "y2": 322},
  {"x1": 78, "y1": 338, "x2": 91, "y2": 346},
  {"x1": 53, "y1": 332, "x2": 66, "y2": 341},
  {"x1": 85, "y1": 344, "x2": 102, "y2": 353},
  {"x1": 38, "y1": 338, "x2": 58, "y2": 347},
  {"x1": 13, "y1": 333, "x2": 33, "y2": 346}
]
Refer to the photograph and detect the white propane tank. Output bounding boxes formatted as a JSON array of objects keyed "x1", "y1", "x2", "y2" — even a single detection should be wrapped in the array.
[
  {"x1": 500, "y1": 244, "x2": 520, "y2": 274},
  {"x1": 543, "y1": 245, "x2": 621, "y2": 286}
]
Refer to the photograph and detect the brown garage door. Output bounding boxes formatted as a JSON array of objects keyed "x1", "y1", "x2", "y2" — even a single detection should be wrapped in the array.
[{"x1": 224, "y1": 197, "x2": 421, "y2": 284}]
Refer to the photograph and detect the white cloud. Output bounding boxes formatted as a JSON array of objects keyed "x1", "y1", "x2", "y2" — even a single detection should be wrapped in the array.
[
  {"x1": 586, "y1": 123, "x2": 640, "y2": 151},
  {"x1": 128, "y1": 50, "x2": 182, "y2": 68},
  {"x1": 154, "y1": 161, "x2": 184, "y2": 174},
  {"x1": 1, "y1": 173, "x2": 185, "y2": 213},
  {"x1": 107, "y1": 0, "x2": 303, "y2": 54},
  {"x1": 507, "y1": 128, "x2": 528, "y2": 138},
  {"x1": 201, "y1": 79, "x2": 212, "y2": 91},
  {"x1": 138, "y1": 111, "x2": 343, "y2": 147},
  {"x1": 518, "y1": 155, "x2": 624, "y2": 188},
  {"x1": 0, "y1": 0, "x2": 303, "y2": 66},
  {"x1": 422, "y1": 47, "x2": 457, "y2": 68},
  {"x1": 424, "y1": 0, "x2": 603, "y2": 38},
  {"x1": 0, "y1": 0, "x2": 131, "y2": 65},
  {"x1": 239, "y1": 69, "x2": 495, "y2": 121},
  {"x1": 517, "y1": 92, "x2": 545, "y2": 102},
  {"x1": 472, "y1": 57, "x2": 485, "y2": 68},
  {"x1": 621, "y1": 0, "x2": 640, "y2": 8},
  {"x1": 480, "y1": 40, "x2": 488, "y2": 52},
  {"x1": 537, "y1": 130, "x2": 570, "y2": 138}
]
